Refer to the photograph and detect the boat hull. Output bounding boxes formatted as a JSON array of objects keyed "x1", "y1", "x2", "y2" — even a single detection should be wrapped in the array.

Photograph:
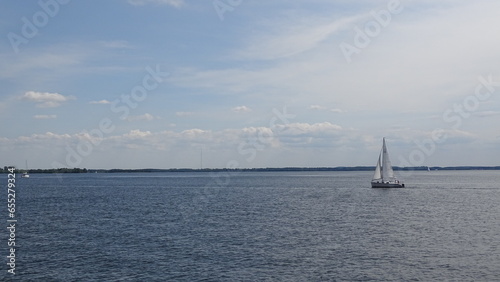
[{"x1": 371, "y1": 182, "x2": 404, "y2": 188}]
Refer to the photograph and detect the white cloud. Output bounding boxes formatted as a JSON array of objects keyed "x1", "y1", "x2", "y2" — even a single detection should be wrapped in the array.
[
  {"x1": 8, "y1": 132, "x2": 72, "y2": 146},
  {"x1": 89, "y1": 100, "x2": 111, "y2": 105},
  {"x1": 0, "y1": 48, "x2": 84, "y2": 80},
  {"x1": 126, "y1": 113, "x2": 158, "y2": 121},
  {"x1": 438, "y1": 129, "x2": 477, "y2": 144},
  {"x1": 176, "y1": 111, "x2": 194, "y2": 117},
  {"x1": 1, "y1": 121, "x2": 497, "y2": 168},
  {"x1": 99, "y1": 40, "x2": 133, "y2": 49},
  {"x1": 3, "y1": 1, "x2": 500, "y2": 168},
  {"x1": 3, "y1": 123, "x2": 339, "y2": 154},
  {"x1": 170, "y1": 1, "x2": 500, "y2": 118},
  {"x1": 21, "y1": 91, "x2": 75, "y2": 108},
  {"x1": 124, "y1": 129, "x2": 153, "y2": 138},
  {"x1": 127, "y1": 0, "x2": 183, "y2": 8},
  {"x1": 181, "y1": 129, "x2": 212, "y2": 140},
  {"x1": 275, "y1": 122, "x2": 343, "y2": 137},
  {"x1": 34, "y1": 115, "x2": 57, "y2": 119},
  {"x1": 308, "y1": 105, "x2": 344, "y2": 113},
  {"x1": 240, "y1": 126, "x2": 274, "y2": 139},
  {"x1": 233, "y1": 15, "x2": 362, "y2": 61},
  {"x1": 309, "y1": 105, "x2": 326, "y2": 110},
  {"x1": 232, "y1": 106, "x2": 252, "y2": 113}
]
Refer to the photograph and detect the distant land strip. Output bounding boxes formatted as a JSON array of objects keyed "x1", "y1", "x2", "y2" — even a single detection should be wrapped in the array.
[{"x1": 2, "y1": 166, "x2": 500, "y2": 174}]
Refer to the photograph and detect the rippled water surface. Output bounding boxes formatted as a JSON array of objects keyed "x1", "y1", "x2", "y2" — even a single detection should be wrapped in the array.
[{"x1": 3, "y1": 170, "x2": 500, "y2": 281}]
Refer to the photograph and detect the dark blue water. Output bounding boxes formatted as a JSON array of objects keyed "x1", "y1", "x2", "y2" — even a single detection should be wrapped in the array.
[{"x1": 3, "y1": 170, "x2": 500, "y2": 281}]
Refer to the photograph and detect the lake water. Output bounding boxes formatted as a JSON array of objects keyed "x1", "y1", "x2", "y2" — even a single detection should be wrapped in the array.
[{"x1": 3, "y1": 170, "x2": 500, "y2": 281}]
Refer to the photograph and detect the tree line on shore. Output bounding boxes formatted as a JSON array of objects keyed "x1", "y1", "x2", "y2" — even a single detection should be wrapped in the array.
[
  {"x1": 1, "y1": 166, "x2": 499, "y2": 174},
  {"x1": 1, "y1": 167, "x2": 88, "y2": 174}
]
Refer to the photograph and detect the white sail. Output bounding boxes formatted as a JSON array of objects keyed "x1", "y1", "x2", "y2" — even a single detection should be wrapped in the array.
[
  {"x1": 21, "y1": 160, "x2": 30, "y2": 178},
  {"x1": 371, "y1": 138, "x2": 404, "y2": 188},
  {"x1": 381, "y1": 138, "x2": 395, "y2": 180},
  {"x1": 372, "y1": 153, "x2": 382, "y2": 181}
]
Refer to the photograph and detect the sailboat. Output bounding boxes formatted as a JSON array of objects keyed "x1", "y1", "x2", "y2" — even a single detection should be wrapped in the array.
[
  {"x1": 371, "y1": 138, "x2": 404, "y2": 188},
  {"x1": 21, "y1": 160, "x2": 30, "y2": 178}
]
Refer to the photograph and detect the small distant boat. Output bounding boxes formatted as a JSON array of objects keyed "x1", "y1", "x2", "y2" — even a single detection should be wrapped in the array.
[
  {"x1": 21, "y1": 160, "x2": 30, "y2": 178},
  {"x1": 371, "y1": 138, "x2": 404, "y2": 188}
]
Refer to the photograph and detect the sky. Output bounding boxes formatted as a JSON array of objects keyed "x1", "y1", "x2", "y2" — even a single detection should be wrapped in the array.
[{"x1": 1, "y1": 0, "x2": 499, "y2": 169}]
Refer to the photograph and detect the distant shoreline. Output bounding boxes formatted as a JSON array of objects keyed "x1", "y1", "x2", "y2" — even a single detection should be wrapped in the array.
[{"x1": 3, "y1": 166, "x2": 500, "y2": 174}]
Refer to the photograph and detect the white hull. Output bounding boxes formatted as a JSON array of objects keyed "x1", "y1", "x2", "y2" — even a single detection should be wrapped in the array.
[{"x1": 22, "y1": 160, "x2": 30, "y2": 178}]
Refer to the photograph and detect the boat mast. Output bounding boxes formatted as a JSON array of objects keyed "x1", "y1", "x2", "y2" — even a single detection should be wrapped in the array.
[{"x1": 381, "y1": 138, "x2": 385, "y2": 182}]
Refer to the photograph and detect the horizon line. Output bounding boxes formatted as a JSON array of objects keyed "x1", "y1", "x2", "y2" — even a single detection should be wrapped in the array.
[{"x1": 6, "y1": 165, "x2": 500, "y2": 172}]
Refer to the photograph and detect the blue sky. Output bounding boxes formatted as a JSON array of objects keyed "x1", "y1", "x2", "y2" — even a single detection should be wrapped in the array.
[{"x1": 1, "y1": 0, "x2": 500, "y2": 169}]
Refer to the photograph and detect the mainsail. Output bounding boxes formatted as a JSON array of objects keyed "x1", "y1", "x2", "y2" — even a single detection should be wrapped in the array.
[
  {"x1": 381, "y1": 138, "x2": 395, "y2": 180},
  {"x1": 372, "y1": 138, "x2": 396, "y2": 182}
]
